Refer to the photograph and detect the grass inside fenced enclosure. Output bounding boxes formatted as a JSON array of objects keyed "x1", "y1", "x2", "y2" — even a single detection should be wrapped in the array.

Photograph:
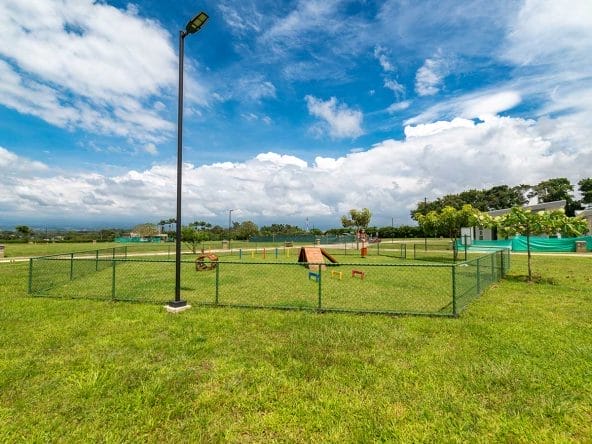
[
  {"x1": 30, "y1": 257, "x2": 454, "y2": 315},
  {"x1": 28, "y1": 244, "x2": 508, "y2": 316},
  {"x1": 1, "y1": 254, "x2": 591, "y2": 442},
  {"x1": 2, "y1": 238, "x2": 445, "y2": 259}
]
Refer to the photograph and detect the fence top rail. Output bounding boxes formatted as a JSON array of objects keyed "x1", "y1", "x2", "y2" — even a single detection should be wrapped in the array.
[
  {"x1": 31, "y1": 256, "x2": 455, "y2": 268},
  {"x1": 32, "y1": 246, "x2": 126, "y2": 260},
  {"x1": 455, "y1": 248, "x2": 509, "y2": 267}
]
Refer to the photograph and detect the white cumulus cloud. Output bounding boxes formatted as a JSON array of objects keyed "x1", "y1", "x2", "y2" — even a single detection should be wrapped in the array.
[
  {"x1": 3, "y1": 111, "x2": 592, "y2": 226},
  {"x1": 305, "y1": 95, "x2": 364, "y2": 139},
  {"x1": 415, "y1": 55, "x2": 448, "y2": 96},
  {"x1": 0, "y1": 0, "x2": 208, "y2": 143}
]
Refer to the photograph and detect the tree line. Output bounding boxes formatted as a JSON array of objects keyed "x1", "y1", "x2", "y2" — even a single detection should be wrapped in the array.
[{"x1": 412, "y1": 177, "x2": 592, "y2": 219}]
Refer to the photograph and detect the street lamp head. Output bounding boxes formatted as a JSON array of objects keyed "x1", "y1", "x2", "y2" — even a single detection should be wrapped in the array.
[{"x1": 185, "y1": 11, "x2": 209, "y2": 35}]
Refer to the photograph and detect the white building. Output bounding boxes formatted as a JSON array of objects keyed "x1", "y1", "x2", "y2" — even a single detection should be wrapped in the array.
[{"x1": 464, "y1": 200, "x2": 567, "y2": 242}]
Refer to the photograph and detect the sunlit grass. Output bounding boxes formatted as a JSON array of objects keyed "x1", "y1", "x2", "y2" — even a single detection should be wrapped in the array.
[{"x1": 1, "y1": 255, "x2": 591, "y2": 441}]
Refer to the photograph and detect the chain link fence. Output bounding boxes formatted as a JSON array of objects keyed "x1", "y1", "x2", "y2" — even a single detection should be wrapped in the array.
[{"x1": 29, "y1": 245, "x2": 510, "y2": 316}]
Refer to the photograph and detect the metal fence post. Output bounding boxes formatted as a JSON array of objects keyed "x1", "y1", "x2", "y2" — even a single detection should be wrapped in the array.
[
  {"x1": 28, "y1": 258, "x2": 33, "y2": 294},
  {"x1": 318, "y1": 267, "x2": 322, "y2": 310},
  {"x1": 476, "y1": 258, "x2": 481, "y2": 295},
  {"x1": 491, "y1": 253, "x2": 495, "y2": 282},
  {"x1": 70, "y1": 253, "x2": 74, "y2": 280},
  {"x1": 452, "y1": 264, "x2": 457, "y2": 316},
  {"x1": 111, "y1": 258, "x2": 116, "y2": 299},
  {"x1": 215, "y1": 262, "x2": 220, "y2": 305},
  {"x1": 96, "y1": 249, "x2": 99, "y2": 271},
  {"x1": 464, "y1": 238, "x2": 468, "y2": 261}
]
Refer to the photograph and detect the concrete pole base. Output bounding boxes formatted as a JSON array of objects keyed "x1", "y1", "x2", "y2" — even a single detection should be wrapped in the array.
[{"x1": 165, "y1": 304, "x2": 192, "y2": 313}]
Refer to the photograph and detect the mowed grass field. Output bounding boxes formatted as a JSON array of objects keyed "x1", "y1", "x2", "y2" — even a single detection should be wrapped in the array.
[{"x1": 1, "y1": 253, "x2": 591, "y2": 442}]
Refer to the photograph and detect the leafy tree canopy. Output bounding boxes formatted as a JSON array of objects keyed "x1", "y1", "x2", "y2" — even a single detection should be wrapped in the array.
[
  {"x1": 415, "y1": 205, "x2": 487, "y2": 241},
  {"x1": 259, "y1": 224, "x2": 304, "y2": 235},
  {"x1": 233, "y1": 221, "x2": 259, "y2": 240},
  {"x1": 341, "y1": 208, "x2": 372, "y2": 232},
  {"x1": 412, "y1": 184, "x2": 528, "y2": 220},
  {"x1": 578, "y1": 178, "x2": 592, "y2": 205},
  {"x1": 132, "y1": 223, "x2": 159, "y2": 237}
]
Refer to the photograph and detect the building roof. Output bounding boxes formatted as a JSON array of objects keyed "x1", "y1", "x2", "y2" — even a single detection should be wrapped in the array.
[
  {"x1": 487, "y1": 200, "x2": 566, "y2": 217},
  {"x1": 576, "y1": 207, "x2": 592, "y2": 217}
]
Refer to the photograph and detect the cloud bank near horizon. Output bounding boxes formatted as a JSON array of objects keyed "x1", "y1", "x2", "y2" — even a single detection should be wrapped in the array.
[{"x1": 3, "y1": 111, "x2": 591, "y2": 227}]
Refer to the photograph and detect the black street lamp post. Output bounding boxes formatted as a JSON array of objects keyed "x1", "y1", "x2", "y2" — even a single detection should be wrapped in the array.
[{"x1": 168, "y1": 11, "x2": 209, "y2": 311}]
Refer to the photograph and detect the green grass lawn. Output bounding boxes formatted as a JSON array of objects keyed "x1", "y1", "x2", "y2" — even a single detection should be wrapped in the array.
[{"x1": 1, "y1": 254, "x2": 591, "y2": 442}]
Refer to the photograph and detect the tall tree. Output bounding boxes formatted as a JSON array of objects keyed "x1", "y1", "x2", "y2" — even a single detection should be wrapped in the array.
[
  {"x1": 341, "y1": 208, "x2": 372, "y2": 248},
  {"x1": 578, "y1": 178, "x2": 592, "y2": 205},
  {"x1": 15, "y1": 225, "x2": 32, "y2": 239},
  {"x1": 530, "y1": 178, "x2": 581, "y2": 216},
  {"x1": 182, "y1": 226, "x2": 210, "y2": 253},
  {"x1": 233, "y1": 221, "x2": 259, "y2": 240},
  {"x1": 416, "y1": 205, "x2": 486, "y2": 260},
  {"x1": 341, "y1": 208, "x2": 372, "y2": 233},
  {"x1": 485, "y1": 185, "x2": 529, "y2": 210},
  {"x1": 530, "y1": 178, "x2": 573, "y2": 203}
]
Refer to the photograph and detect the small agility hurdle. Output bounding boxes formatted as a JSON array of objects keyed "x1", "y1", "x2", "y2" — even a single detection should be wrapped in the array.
[
  {"x1": 351, "y1": 269, "x2": 365, "y2": 280},
  {"x1": 331, "y1": 270, "x2": 343, "y2": 280},
  {"x1": 308, "y1": 271, "x2": 320, "y2": 282}
]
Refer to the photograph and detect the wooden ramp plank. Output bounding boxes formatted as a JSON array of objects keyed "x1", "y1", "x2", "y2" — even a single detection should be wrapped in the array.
[{"x1": 320, "y1": 248, "x2": 338, "y2": 263}]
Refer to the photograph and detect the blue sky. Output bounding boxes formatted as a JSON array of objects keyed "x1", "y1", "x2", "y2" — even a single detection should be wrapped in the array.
[{"x1": 1, "y1": 0, "x2": 592, "y2": 229}]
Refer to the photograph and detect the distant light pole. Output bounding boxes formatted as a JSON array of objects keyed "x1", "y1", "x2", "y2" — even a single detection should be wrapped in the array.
[
  {"x1": 228, "y1": 209, "x2": 238, "y2": 240},
  {"x1": 168, "y1": 11, "x2": 209, "y2": 311}
]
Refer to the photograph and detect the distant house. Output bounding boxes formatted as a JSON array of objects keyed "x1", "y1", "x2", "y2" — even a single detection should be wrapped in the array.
[{"x1": 464, "y1": 200, "x2": 567, "y2": 242}]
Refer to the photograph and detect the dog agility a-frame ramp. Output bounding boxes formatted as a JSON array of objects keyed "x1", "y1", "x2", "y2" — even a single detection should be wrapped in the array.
[{"x1": 297, "y1": 247, "x2": 338, "y2": 271}]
